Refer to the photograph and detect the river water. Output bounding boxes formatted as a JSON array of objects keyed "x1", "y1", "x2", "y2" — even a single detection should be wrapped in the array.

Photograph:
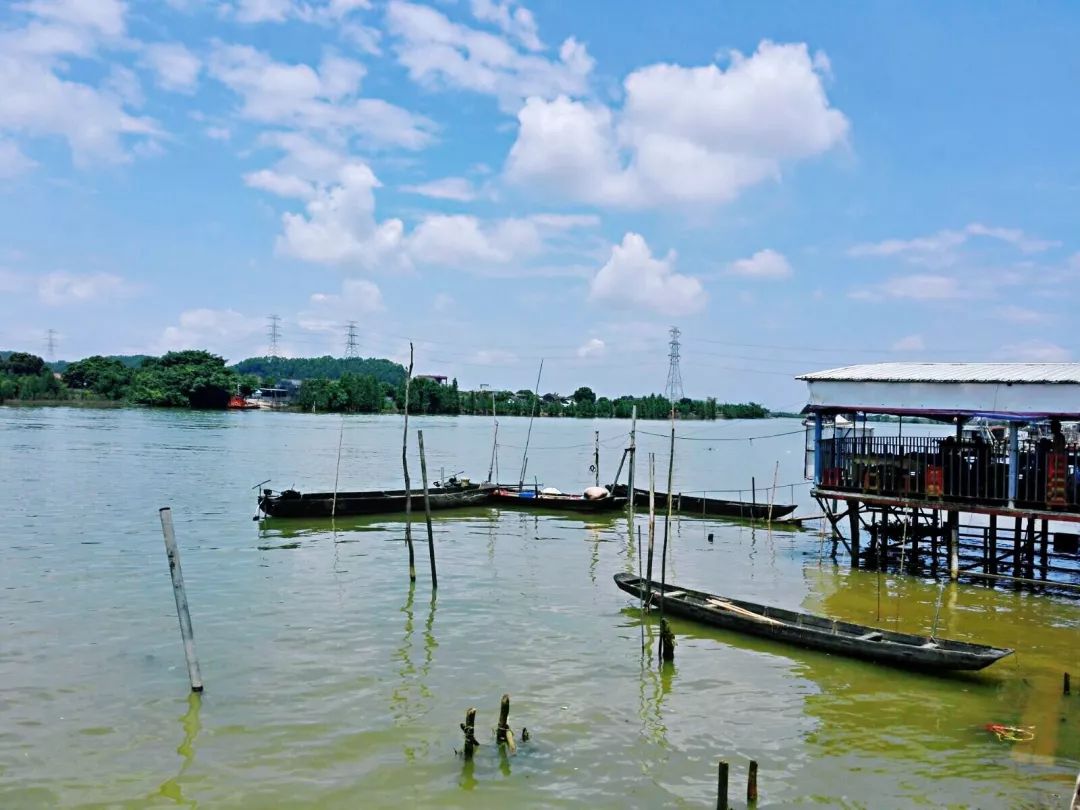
[{"x1": 1, "y1": 408, "x2": 1077, "y2": 808}]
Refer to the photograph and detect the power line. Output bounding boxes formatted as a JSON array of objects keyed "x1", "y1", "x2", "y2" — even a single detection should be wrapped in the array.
[
  {"x1": 344, "y1": 321, "x2": 359, "y2": 359},
  {"x1": 267, "y1": 314, "x2": 281, "y2": 358},
  {"x1": 665, "y1": 326, "x2": 684, "y2": 404}
]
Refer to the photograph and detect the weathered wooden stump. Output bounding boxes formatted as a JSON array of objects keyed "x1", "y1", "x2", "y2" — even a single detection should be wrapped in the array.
[
  {"x1": 496, "y1": 693, "x2": 516, "y2": 754},
  {"x1": 460, "y1": 707, "x2": 478, "y2": 760},
  {"x1": 747, "y1": 759, "x2": 758, "y2": 805},
  {"x1": 659, "y1": 618, "x2": 676, "y2": 662},
  {"x1": 716, "y1": 760, "x2": 729, "y2": 810}
]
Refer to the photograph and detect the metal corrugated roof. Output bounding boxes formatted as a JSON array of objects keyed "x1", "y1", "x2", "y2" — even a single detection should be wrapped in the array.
[{"x1": 797, "y1": 362, "x2": 1080, "y2": 384}]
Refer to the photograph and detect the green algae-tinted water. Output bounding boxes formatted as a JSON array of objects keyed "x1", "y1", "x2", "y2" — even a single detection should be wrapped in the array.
[{"x1": 1, "y1": 408, "x2": 1077, "y2": 808}]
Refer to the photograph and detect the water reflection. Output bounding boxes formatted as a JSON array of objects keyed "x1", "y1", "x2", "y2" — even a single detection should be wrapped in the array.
[{"x1": 155, "y1": 692, "x2": 201, "y2": 807}]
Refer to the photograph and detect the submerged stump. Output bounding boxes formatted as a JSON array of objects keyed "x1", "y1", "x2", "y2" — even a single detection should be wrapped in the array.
[{"x1": 460, "y1": 707, "x2": 478, "y2": 760}]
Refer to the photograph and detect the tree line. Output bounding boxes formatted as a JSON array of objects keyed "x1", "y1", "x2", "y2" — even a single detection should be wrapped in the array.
[{"x1": 1, "y1": 350, "x2": 769, "y2": 419}]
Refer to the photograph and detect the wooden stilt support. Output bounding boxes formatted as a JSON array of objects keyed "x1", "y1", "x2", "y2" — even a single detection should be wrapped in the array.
[
  {"x1": 1039, "y1": 519, "x2": 1049, "y2": 581},
  {"x1": 847, "y1": 499, "x2": 860, "y2": 569},
  {"x1": 988, "y1": 514, "x2": 998, "y2": 576},
  {"x1": 1013, "y1": 516, "x2": 1023, "y2": 581},
  {"x1": 747, "y1": 759, "x2": 758, "y2": 805}
]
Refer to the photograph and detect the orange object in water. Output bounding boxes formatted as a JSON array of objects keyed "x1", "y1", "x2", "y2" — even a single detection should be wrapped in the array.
[{"x1": 985, "y1": 723, "x2": 1035, "y2": 742}]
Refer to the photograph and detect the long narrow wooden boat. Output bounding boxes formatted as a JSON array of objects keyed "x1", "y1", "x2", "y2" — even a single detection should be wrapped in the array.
[
  {"x1": 491, "y1": 487, "x2": 627, "y2": 513},
  {"x1": 612, "y1": 486, "x2": 796, "y2": 520},
  {"x1": 613, "y1": 573, "x2": 1012, "y2": 671},
  {"x1": 259, "y1": 481, "x2": 493, "y2": 518}
]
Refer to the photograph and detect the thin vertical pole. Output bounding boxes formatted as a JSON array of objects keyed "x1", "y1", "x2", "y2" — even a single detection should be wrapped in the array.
[
  {"x1": 948, "y1": 511, "x2": 959, "y2": 582},
  {"x1": 813, "y1": 412, "x2": 823, "y2": 484},
  {"x1": 660, "y1": 420, "x2": 675, "y2": 614},
  {"x1": 158, "y1": 508, "x2": 203, "y2": 693},
  {"x1": 1008, "y1": 422, "x2": 1019, "y2": 507},
  {"x1": 518, "y1": 360, "x2": 543, "y2": 488},
  {"x1": 646, "y1": 454, "x2": 656, "y2": 587},
  {"x1": 767, "y1": 460, "x2": 779, "y2": 525},
  {"x1": 402, "y1": 343, "x2": 416, "y2": 582},
  {"x1": 594, "y1": 430, "x2": 600, "y2": 488},
  {"x1": 418, "y1": 429, "x2": 437, "y2": 589},
  {"x1": 628, "y1": 405, "x2": 637, "y2": 538},
  {"x1": 331, "y1": 414, "x2": 346, "y2": 519},
  {"x1": 487, "y1": 389, "x2": 498, "y2": 483}
]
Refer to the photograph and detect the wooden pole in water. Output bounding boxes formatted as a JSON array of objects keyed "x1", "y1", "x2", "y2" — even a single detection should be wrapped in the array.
[
  {"x1": 158, "y1": 508, "x2": 203, "y2": 693},
  {"x1": 1065, "y1": 672, "x2": 1071, "y2": 695},
  {"x1": 417, "y1": 429, "x2": 437, "y2": 590},
  {"x1": 628, "y1": 405, "x2": 637, "y2": 537},
  {"x1": 331, "y1": 414, "x2": 346, "y2": 519},
  {"x1": 402, "y1": 343, "x2": 416, "y2": 582},
  {"x1": 660, "y1": 420, "x2": 675, "y2": 607},
  {"x1": 594, "y1": 430, "x2": 600, "y2": 488},
  {"x1": 518, "y1": 360, "x2": 544, "y2": 488},
  {"x1": 751, "y1": 476, "x2": 757, "y2": 520},
  {"x1": 767, "y1": 461, "x2": 779, "y2": 525},
  {"x1": 646, "y1": 453, "x2": 656, "y2": 588},
  {"x1": 716, "y1": 760, "x2": 729, "y2": 810},
  {"x1": 747, "y1": 759, "x2": 758, "y2": 805},
  {"x1": 460, "y1": 707, "x2": 478, "y2": 760},
  {"x1": 496, "y1": 693, "x2": 516, "y2": 753}
]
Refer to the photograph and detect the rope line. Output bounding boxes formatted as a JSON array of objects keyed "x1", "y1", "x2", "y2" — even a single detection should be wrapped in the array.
[{"x1": 638, "y1": 428, "x2": 805, "y2": 442}]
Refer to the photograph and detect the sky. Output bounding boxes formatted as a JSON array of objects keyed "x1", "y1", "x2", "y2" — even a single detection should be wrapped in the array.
[{"x1": 1, "y1": 0, "x2": 1079, "y2": 409}]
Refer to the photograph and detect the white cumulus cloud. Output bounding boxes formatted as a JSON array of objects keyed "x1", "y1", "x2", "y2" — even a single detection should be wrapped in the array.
[
  {"x1": 589, "y1": 233, "x2": 705, "y2": 316},
  {"x1": 576, "y1": 337, "x2": 605, "y2": 358},
  {"x1": 727, "y1": 249, "x2": 792, "y2": 280},
  {"x1": 401, "y1": 176, "x2": 477, "y2": 202},
  {"x1": 37, "y1": 271, "x2": 138, "y2": 305},
  {"x1": 142, "y1": 42, "x2": 201, "y2": 93},
  {"x1": 506, "y1": 41, "x2": 847, "y2": 207}
]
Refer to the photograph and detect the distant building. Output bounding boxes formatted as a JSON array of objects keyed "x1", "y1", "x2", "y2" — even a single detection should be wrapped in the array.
[{"x1": 417, "y1": 374, "x2": 448, "y2": 384}]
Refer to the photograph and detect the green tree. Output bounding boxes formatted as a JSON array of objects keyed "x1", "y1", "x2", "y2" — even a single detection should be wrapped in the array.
[
  {"x1": 62, "y1": 355, "x2": 134, "y2": 400},
  {"x1": 128, "y1": 351, "x2": 236, "y2": 408}
]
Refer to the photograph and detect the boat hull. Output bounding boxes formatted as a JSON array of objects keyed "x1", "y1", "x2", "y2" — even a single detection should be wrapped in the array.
[
  {"x1": 613, "y1": 486, "x2": 795, "y2": 520},
  {"x1": 259, "y1": 484, "x2": 492, "y2": 518},
  {"x1": 491, "y1": 489, "x2": 627, "y2": 513},
  {"x1": 613, "y1": 573, "x2": 1011, "y2": 671}
]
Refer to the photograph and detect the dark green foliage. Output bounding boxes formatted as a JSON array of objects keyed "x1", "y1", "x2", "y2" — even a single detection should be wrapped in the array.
[
  {"x1": 3, "y1": 352, "x2": 46, "y2": 376},
  {"x1": 232, "y1": 355, "x2": 406, "y2": 385},
  {"x1": 62, "y1": 356, "x2": 134, "y2": 400},
  {"x1": 128, "y1": 350, "x2": 235, "y2": 409}
]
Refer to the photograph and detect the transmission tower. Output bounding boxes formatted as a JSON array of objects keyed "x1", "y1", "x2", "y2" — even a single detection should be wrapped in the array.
[
  {"x1": 344, "y1": 321, "x2": 359, "y2": 359},
  {"x1": 664, "y1": 326, "x2": 684, "y2": 404},
  {"x1": 45, "y1": 329, "x2": 57, "y2": 362},
  {"x1": 267, "y1": 314, "x2": 281, "y2": 358}
]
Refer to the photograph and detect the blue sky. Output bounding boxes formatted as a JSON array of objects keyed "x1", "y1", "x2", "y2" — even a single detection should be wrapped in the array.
[{"x1": 2, "y1": 0, "x2": 1079, "y2": 408}]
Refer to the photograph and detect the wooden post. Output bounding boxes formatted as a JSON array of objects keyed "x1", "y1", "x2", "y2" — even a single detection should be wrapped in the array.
[
  {"x1": 158, "y1": 508, "x2": 203, "y2": 693},
  {"x1": 627, "y1": 405, "x2": 637, "y2": 537},
  {"x1": 767, "y1": 461, "x2": 779, "y2": 525},
  {"x1": 659, "y1": 618, "x2": 675, "y2": 662},
  {"x1": 1013, "y1": 516, "x2": 1023, "y2": 580},
  {"x1": 1065, "y1": 672, "x2": 1071, "y2": 695},
  {"x1": 594, "y1": 430, "x2": 600, "y2": 488},
  {"x1": 460, "y1": 707, "x2": 478, "y2": 760},
  {"x1": 496, "y1": 693, "x2": 516, "y2": 753},
  {"x1": 988, "y1": 514, "x2": 998, "y2": 576},
  {"x1": 751, "y1": 476, "x2": 757, "y2": 520},
  {"x1": 402, "y1": 343, "x2": 416, "y2": 582},
  {"x1": 417, "y1": 429, "x2": 437, "y2": 589},
  {"x1": 716, "y1": 760, "x2": 729, "y2": 810},
  {"x1": 747, "y1": 759, "x2": 758, "y2": 805},
  {"x1": 847, "y1": 499, "x2": 861, "y2": 569},
  {"x1": 660, "y1": 423, "x2": 675, "y2": 610},
  {"x1": 646, "y1": 453, "x2": 656, "y2": 588}
]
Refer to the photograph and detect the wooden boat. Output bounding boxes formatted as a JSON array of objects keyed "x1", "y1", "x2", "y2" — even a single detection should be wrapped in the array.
[
  {"x1": 227, "y1": 395, "x2": 259, "y2": 410},
  {"x1": 490, "y1": 487, "x2": 627, "y2": 513},
  {"x1": 612, "y1": 486, "x2": 796, "y2": 521},
  {"x1": 613, "y1": 573, "x2": 1012, "y2": 671},
  {"x1": 259, "y1": 480, "x2": 493, "y2": 518}
]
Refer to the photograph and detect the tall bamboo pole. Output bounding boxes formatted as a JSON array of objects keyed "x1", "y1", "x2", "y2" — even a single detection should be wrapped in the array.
[
  {"x1": 418, "y1": 429, "x2": 437, "y2": 589},
  {"x1": 627, "y1": 405, "x2": 637, "y2": 537},
  {"x1": 646, "y1": 453, "x2": 656, "y2": 587},
  {"x1": 402, "y1": 342, "x2": 416, "y2": 582}
]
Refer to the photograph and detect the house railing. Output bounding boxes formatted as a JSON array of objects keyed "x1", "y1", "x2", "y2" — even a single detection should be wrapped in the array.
[{"x1": 817, "y1": 435, "x2": 1080, "y2": 512}]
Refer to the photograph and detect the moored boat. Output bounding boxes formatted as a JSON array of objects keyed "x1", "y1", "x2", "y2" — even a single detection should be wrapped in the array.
[
  {"x1": 613, "y1": 573, "x2": 1012, "y2": 671},
  {"x1": 491, "y1": 486, "x2": 627, "y2": 513},
  {"x1": 259, "y1": 479, "x2": 493, "y2": 518},
  {"x1": 612, "y1": 486, "x2": 796, "y2": 521}
]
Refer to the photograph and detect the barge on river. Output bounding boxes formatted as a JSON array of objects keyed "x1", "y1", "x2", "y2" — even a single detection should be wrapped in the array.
[
  {"x1": 259, "y1": 479, "x2": 492, "y2": 518},
  {"x1": 614, "y1": 573, "x2": 1013, "y2": 671}
]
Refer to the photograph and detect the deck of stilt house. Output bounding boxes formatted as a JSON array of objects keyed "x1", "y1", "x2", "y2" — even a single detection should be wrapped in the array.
[{"x1": 798, "y1": 363, "x2": 1080, "y2": 592}]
